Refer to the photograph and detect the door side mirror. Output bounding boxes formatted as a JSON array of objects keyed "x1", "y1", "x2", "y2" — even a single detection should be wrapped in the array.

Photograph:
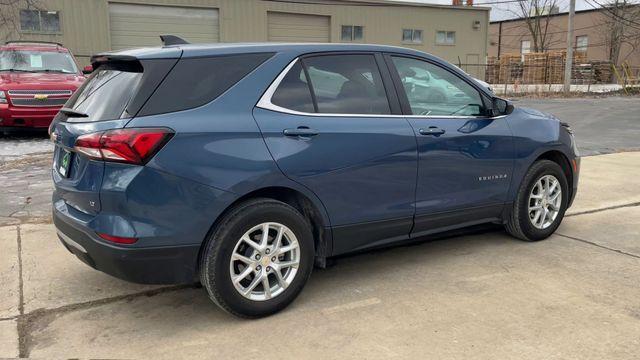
[
  {"x1": 82, "y1": 65, "x2": 93, "y2": 75},
  {"x1": 491, "y1": 97, "x2": 514, "y2": 117}
]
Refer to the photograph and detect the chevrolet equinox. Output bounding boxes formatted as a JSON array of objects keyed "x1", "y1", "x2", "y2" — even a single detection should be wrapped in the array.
[{"x1": 51, "y1": 39, "x2": 580, "y2": 318}]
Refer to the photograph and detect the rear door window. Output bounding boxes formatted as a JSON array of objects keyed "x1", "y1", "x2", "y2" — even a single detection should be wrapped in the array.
[
  {"x1": 271, "y1": 62, "x2": 315, "y2": 113},
  {"x1": 303, "y1": 55, "x2": 390, "y2": 115}
]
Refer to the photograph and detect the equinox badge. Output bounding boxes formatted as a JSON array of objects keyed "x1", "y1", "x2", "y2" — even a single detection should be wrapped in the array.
[{"x1": 478, "y1": 174, "x2": 508, "y2": 181}]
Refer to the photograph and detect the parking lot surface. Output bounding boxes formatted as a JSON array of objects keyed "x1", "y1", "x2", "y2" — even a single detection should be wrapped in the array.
[
  {"x1": 515, "y1": 96, "x2": 640, "y2": 156},
  {"x1": 0, "y1": 151, "x2": 638, "y2": 359},
  {"x1": 0, "y1": 96, "x2": 639, "y2": 358}
]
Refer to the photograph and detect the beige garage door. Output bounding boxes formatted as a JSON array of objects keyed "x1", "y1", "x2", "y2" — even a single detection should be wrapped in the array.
[
  {"x1": 267, "y1": 12, "x2": 330, "y2": 43},
  {"x1": 109, "y1": 3, "x2": 219, "y2": 50}
]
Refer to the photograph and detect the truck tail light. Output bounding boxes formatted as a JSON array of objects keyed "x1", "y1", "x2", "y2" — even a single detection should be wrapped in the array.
[{"x1": 74, "y1": 128, "x2": 173, "y2": 165}]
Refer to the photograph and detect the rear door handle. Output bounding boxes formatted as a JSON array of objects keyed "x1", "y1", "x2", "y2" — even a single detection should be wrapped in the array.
[
  {"x1": 419, "y1": 127, "x2": 446, "y2": 136},
  {"x1": 283, "y1": 127, "x2": 319, "y2": 137}
]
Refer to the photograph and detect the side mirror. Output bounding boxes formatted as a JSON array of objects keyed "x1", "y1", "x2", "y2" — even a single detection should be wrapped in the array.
[
  {"x1": 82, "y1": 65, "x2": 93, "y2": 75},
  {"x1": 492, "y1": 97, "x2": 514, "y2": 117}
]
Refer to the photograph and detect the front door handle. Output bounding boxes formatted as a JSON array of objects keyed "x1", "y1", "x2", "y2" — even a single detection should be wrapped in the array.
[
  {"x1": 283, "y1": 127, "x2": 319, "y2": 137},
  {"x1": 419, "y1": 127, "x2": 446, "y2": 136}
]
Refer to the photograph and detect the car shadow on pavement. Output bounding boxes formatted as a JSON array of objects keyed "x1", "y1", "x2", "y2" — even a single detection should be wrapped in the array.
[{"x1": 81, "y1": 225, "x2": 512, "y2": 323}]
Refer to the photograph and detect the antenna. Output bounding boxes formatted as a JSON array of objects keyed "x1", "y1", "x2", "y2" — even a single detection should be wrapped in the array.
[{"x1": 160, "y1": 35, "x2": 190, "y2": 46}]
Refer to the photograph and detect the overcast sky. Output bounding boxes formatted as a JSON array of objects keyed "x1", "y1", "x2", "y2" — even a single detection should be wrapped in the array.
[{"x1": 393, "y1": 0, "x2": 597, "y2": 20}]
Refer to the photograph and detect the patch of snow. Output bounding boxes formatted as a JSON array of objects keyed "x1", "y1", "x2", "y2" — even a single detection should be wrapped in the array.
[{"x1": 0, "y1": 136, "x2": 53, "y2": 163}]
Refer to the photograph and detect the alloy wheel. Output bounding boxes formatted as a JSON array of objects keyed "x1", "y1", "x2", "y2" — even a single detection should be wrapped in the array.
[
  {"x1": 229, "y1": 222, "x2": 300, "y2": 301},
  {"x1": 528, "y1": 174, "x2": 562, "y2": 230}
]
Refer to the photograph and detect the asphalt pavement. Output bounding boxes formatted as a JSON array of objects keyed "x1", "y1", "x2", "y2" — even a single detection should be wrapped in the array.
[{"x1": 514, "y1": 96, "x2": 640, "y2": 156}]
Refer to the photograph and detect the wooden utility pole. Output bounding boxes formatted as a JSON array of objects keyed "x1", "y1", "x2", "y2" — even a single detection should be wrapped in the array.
[
  {"x1": 564, "y1": 0, "x2": 576, "y2": 93},
  {"x1": 497, "y1": 22, "x2": 502, "y2": 59}
]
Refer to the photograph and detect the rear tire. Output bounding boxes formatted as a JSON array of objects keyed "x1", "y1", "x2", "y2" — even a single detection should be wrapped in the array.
[
  {"x1": 200, "y1": 198, "x2": 314, "y2": 318},
  {"x1": 505, "y1": 160, "x2": 569, "y2": 241}
]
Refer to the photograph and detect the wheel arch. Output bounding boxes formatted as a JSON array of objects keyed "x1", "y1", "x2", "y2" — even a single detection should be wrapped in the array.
[
  {"x1": 197, "y1": 186, "x2": 333, "y2": 279},
  {"x1": 533, "y1": 150, "x2": 574, "y2": 201}
]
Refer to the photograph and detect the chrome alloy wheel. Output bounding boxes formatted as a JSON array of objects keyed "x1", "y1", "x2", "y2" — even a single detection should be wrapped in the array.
[
  {"x1": 528, "y1": 174, "x2": 562, "y2": 230},
  {"x1": 229, "y1": 222, "x2": 300, "y2": 301}
]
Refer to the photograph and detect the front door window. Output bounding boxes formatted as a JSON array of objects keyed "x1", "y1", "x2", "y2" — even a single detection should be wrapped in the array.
[{"x1": 390, "y1": 56, "x2": 486, "y2": 117}]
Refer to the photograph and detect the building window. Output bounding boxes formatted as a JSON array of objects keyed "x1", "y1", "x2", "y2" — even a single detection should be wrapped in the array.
[
  {"x1": 576, "y1": 35, "x2": 588, "y2": 52},
  {"x1": 521, "y1": 40, "x2": 531, "y2": 54},
  {"x1": 20, "y1": 10, "x2": 60, "y2": 33},
  {"x1": 402, "y1": 29, "x2": 423, "y2": 44},
  {"x1": 341, "y1": 25, "x2": 363, "y2": 42},
  {"x1": 436, "y1": 31, "x2": 455, "y2": 45}
]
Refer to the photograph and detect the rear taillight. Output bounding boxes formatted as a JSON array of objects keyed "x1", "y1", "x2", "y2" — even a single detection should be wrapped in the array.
[{"x1": 74, "y1": 128, "x2": 173, "y2": 165}]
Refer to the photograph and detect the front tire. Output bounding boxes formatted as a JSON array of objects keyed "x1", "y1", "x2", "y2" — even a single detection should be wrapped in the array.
[
  {"x1": 200, "y1": 198, "x2": 314, "y2": 318},
  {"x1": 505, "y1": 160, "x2": 569, "y2": 241}
]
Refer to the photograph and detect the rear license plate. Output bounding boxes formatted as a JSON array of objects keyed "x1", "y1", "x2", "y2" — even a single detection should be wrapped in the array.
[{"x1": 58, "y1": 149, "x2": 72, "y2": 178}]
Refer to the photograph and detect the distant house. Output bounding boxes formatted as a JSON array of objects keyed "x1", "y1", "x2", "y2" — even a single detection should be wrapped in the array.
[{"x1": 489, "y1": 6, "x2": 640, "y2": 67}]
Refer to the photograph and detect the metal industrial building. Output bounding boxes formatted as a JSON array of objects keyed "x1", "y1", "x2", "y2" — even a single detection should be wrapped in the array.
[{"x1": 1, "y1": 0, "x2": 490, "y2": 77}]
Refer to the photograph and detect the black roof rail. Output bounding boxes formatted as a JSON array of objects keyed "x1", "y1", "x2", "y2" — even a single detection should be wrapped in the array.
[
  {"x1": 160, "y1": 35, "x2": 189, "y2": 46},
  {"x1": 5, "y1": 40, "x2": 64, "y2": 47}
]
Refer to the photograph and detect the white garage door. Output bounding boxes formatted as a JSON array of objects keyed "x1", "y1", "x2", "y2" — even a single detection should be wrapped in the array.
[
  {"x1": 109, "y1": 3, "x2": 219, "y2": 50},
  {"x1": 267, "y1": 12, "x2": 330, "y2": 43}
]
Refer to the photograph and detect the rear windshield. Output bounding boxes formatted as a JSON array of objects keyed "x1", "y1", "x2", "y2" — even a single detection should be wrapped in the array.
[
  {"x1": 61, "y1": 52, "x2": 273, "y2": 122},
  {"x1": 65, "y1": 69, "x2": 143, "y2": 122}
]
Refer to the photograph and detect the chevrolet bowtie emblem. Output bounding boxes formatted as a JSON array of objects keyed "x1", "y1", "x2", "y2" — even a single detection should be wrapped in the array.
[{"x1": 34, "y1": 94, "x2": 49, "y2": 100}]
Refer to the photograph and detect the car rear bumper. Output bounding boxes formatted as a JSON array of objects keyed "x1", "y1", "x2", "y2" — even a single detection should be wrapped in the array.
[{"x1": 53, "y1": 204, "x2": 201, "y2": 285}]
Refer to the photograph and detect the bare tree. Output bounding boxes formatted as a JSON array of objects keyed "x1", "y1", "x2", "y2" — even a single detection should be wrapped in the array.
[
  {"x1": 595, "y1": 0, "x2": 640, "y2": 65},
  {"x1": 505, "y1": 0, "x2": 563, "y2": 52},
  {"x1": 0, "y1": 0, "x2": 42, "y2": 41}
]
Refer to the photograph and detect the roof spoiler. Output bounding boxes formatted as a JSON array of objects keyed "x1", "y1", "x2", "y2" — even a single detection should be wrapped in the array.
[
  {"x1": 90, "y1": 54, "x2": 143, "y2": 72},
  {"x1": 160, "y1": 35, "x2": 189, "y2": 46}
]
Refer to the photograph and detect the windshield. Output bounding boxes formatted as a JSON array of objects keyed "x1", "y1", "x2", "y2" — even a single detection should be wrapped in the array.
[{"x1": 0, "y1": 50, "x2": 78, "y2": 73}]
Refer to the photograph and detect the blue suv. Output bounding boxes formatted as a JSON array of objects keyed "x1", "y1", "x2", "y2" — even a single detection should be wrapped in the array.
[{"x1": 51, "y1": 40, "x2": 579, "y2": 317}]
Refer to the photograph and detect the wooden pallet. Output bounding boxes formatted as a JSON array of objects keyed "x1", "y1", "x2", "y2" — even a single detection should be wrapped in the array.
[{"x1": 485, "y1": 50, "x2": 608, "y2": 85}]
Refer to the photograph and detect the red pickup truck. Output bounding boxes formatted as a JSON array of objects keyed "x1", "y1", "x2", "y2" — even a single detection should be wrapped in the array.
[{"x1": 0, "y1": 41, "x2": 86, "y2": 132}]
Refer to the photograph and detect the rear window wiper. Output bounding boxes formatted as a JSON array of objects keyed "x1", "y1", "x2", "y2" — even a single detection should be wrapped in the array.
[{"x1": 60, "y1": 107, "x2": 89, "y2": 118}]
